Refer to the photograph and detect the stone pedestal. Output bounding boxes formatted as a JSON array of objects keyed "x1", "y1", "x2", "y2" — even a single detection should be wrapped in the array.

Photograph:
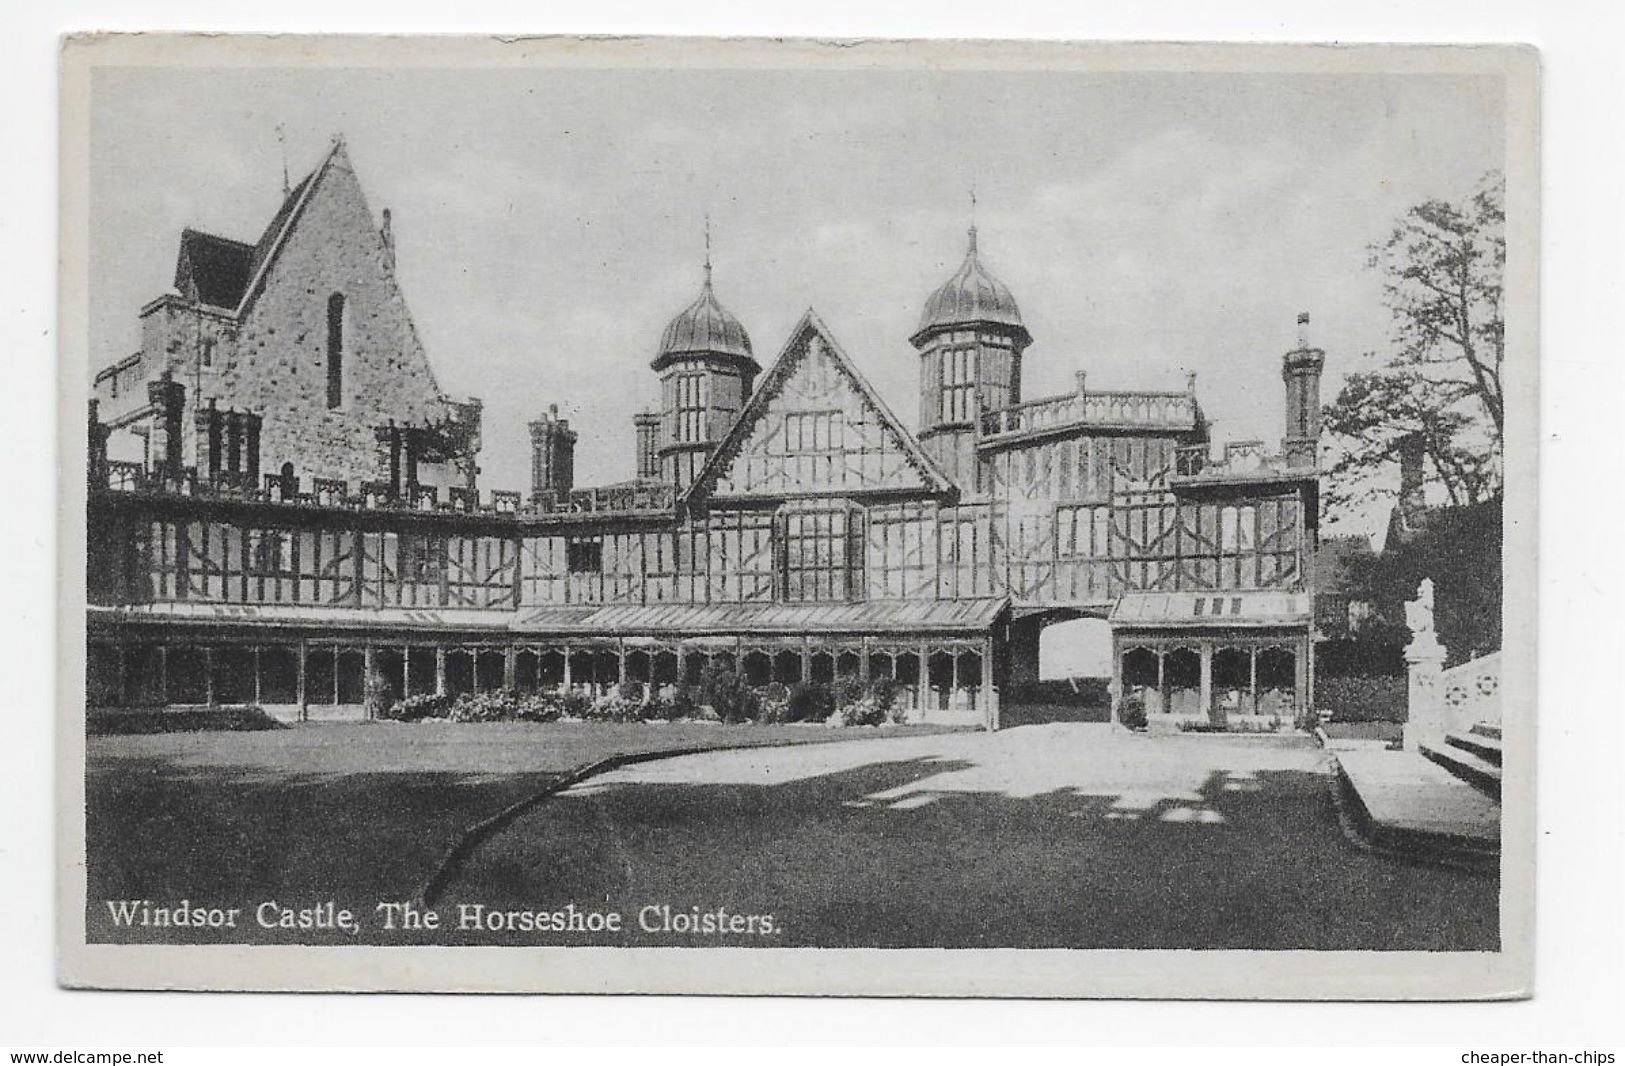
[{"x1": 1402, "y1": 634, "x2": 1447, "y2": 751}]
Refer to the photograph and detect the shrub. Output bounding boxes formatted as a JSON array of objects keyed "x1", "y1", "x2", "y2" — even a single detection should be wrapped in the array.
[
  {"x1": 756, "y1": 682, "x2": 792, "y2": 724},
  {"x1": 832, "y1": 676, "x2": 867, "y2": 716},
  {"x1": 644, "y1": 684, "x2": 696, "y2": 721},
  {"x1": 1177, "y1": 717, "x2": 1282, "y2": 735},
  {"x1": 787, "y1": 682, "x2": 833, "y2": 723},
  {"x1": 383, "y1": 692, "x2": 455, "y2": 722},
  {"x1": 837, "y1": 696, "x2": 885, "y2": 727},
  {"x1": 514, "y1": 691, "x2": 562, "y2": 723},
  {"x1": 1314, "y1": 675, "x2": 1407, "y2": 723},
  {"x1": 449, "y1": 689, "x2": 523, "y2": 723},
  {"x1": 581, "y1": 691, "x2": 642, "y2": 723},
  {"x1": 553, "y1": 688, "x2": 596, "y2": 720},
  {"x1": 697, "y1": 661, "x2": 760, "y2": 724},
  {"x1": 1118, "y1": 695, "x2": 1148, "y2": 731},
  {"x1": 88, "y1": 706, "x2": 287, "y2": 735},
  {"x1": 872, "y1": 680, "x2": 908, "y2": 725},
  {"x1": 834, "y1": 678, "x2": 900, "y2": 727}
]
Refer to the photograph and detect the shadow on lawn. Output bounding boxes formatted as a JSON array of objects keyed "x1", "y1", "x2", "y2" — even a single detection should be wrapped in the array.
[
  {"x1": 85, "y1": 755, "x2": 563, "y2": 945},
  {"x1": 442, "y1": 751, "x2": 1500, "y2": 953}
]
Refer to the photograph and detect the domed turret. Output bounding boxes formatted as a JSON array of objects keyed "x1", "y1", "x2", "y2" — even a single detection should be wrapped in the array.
[
  {"x1": 649, "y1": 231, "x2": 760, "y2": 490},
  {"x1": 911, "y1": 226, "x2": 1031, "y2": 348},
  {"x1": 653, "y1": 268, "x2": 755, "y2": 370},
  {"x1": 913, "y1": 225, "x2": 1033, "y2": 489}
]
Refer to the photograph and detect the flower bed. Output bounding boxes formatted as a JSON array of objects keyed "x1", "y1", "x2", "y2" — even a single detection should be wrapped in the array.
[{"x1": 381, "y1": 666, "x2": 910, "y2": 729}]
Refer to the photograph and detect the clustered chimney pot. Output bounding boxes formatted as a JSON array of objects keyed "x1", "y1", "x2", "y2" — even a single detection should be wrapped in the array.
[{"x1": 530, "y1": 404, "x2": 579, "y2": 503}]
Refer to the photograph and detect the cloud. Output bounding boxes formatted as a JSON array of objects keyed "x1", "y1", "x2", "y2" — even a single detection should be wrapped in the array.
[{"x1": 88, "y1": 66, "x2": 1503, "y2": 532}]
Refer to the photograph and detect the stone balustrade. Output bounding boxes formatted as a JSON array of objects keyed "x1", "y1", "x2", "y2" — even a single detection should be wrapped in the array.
[
  {"x1": 1441, "y1": 650, "x2": 1501, "y2": 732},
  {"x1": 980, "y1": 389, "x2": 1197, "y2": 440}
]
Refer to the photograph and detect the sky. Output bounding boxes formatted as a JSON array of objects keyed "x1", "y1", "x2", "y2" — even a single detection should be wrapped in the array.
[{"x1": 88, "y1": 63, "x2": 1504, "y2": 538}]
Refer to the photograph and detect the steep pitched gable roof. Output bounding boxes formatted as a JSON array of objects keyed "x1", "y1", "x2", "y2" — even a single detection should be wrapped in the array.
[
  {"x1": 233, "y1": 140, "x2": 341, "y2": 316},
  {"x1": 684, "y1": 308, "x2": 953, "y2": 504},
  {"x1": 174, "y1": 229, "x2": 255, "y2": 309}
]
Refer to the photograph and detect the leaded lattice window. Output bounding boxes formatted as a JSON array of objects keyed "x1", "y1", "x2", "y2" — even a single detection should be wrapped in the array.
[
  {"x1": 940, "y1": 346, "x2": 976, "y2": 423},
  {"x1": 782, "y1": 507, "x2": 856, "y2": 602},
  {"x1": 676, "y1": 373, "x2": 708, "y2": 443}
]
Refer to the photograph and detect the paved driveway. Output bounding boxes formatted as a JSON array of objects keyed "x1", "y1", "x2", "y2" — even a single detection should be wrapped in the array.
[{"x1": 441, "y1": 724, "x2": 1499, "y2": 950}]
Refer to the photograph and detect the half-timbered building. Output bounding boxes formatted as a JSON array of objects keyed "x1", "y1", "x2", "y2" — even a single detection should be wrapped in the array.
[{"x1": 86, "y1": 148, "x2": 1326, "y2": 730}]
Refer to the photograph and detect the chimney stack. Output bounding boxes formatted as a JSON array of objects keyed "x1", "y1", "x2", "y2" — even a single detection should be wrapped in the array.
[
  {"x1": 146, "y1": 371, "x2": 185, "y2": 478},
  {"x1": 243, "y1": 411, "x2": 262, "y2": 488},
  {"x1": 633, "y1": 409, "x2": 661, "y2": 481},
  {"x1": 376, "y1": 422, "x2": 404, "y2": 497},
  {"x1": 195, "y1": 399, "x2": 223, "y2": 482},
  {"x1": 88, "y1": 400, "x2": 109, "y2": 487},
  {"x1": 1281, "y1": 311, "x2": 1325, "y2": 469},
  {"x1": 529, "y1": 403, "x2": 578, "y2": 503},
  {"x1": 1398, "y1": 432, "x2": 1427, "y2": 520}
]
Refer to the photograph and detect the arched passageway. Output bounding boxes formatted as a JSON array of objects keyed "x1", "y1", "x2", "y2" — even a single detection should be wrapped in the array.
[{"x1": 1002, "y1": 615, "x2": 1114, "y2": 726}]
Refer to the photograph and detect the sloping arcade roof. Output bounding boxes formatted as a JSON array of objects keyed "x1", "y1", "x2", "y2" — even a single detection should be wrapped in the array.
[
  {"x1": 1109, "y1": 590, "x2": 1311, "y2": 629},
  {"x1": 90, "y1": 602, "x2": 513, "y2": 632},
  {"x1": 92, "y1": 598, "x2": 1011, "y2": 638},
  {"x1": 514, "y1": 597, "x2": 1010, "y2": 636}
]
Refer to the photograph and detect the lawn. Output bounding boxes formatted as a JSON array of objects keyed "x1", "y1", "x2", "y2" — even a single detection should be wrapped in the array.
[
  {"x1": 440, "y1": 726, "x2": 1500, "y2": 951},
  {"x1": 84, "y1": 720, "x2": 1497, "y2": 951},
  {"x1": 84, "y1": 718, "x2": 961, "y2": 944}
]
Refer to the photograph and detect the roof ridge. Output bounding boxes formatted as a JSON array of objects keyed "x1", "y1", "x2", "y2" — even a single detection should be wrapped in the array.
[
  {"x1": 234, "y1": 139, "x2": 345, "y2": 316},
  {"x1": 180, "y1": 227, "x2": 256, "y2": 250}
]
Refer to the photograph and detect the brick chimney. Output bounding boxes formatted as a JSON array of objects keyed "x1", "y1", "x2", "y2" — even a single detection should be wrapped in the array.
[
  {"x1": 633, "y1": 410, "x2": 661, "y2": 480},
  {"x1": 146, "y1": 372, "x2": 185, "y2": 478},
  {"x1": 1398, "y1": 432, "x2": 1427, "y2": 521},
  {"x1": 530, "y1": 404, "x2": 578, "y2": 503},
  {"x1": 195, "y1": 399, "x2": 223, "y2": 482},
  {"x1": 243, "y1": 411, "x2": 261, "y2": 488},
  {"x1": 87, "y1": 400, "x2": 109, "y2": 487},
  {"x1": 376, "y1": 422, "x2": 404, "y2": 496},
  {"x1": 1281, "y1": 311, "x2": 1325, "y2": 469}
]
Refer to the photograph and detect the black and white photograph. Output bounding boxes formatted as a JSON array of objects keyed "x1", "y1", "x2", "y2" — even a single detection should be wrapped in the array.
[{"x1": 57, "y1": 34, "x2": 1538, "y2": 998}]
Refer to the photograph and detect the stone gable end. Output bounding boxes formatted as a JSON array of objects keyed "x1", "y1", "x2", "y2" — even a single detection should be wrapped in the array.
[{"x1": 220, "y1": 149, "x2": 450, "y2": 484}]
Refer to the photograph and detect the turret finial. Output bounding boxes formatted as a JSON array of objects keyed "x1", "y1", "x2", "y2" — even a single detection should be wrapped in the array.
[
  {"x1": 703, "y1": 213, "x2": 713, "y2": 288},
  {"x1": 967, "y1": 180, "x2": 978, "y2": 254}
]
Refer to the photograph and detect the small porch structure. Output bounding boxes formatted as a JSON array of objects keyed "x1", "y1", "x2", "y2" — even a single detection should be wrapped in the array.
[{"x1": 1109, "y1": 589, "x2": 1313, "y2": 730}]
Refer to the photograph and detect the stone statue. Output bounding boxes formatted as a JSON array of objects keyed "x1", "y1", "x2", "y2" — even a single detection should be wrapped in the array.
[{"x1": 1404, "y1": 578, "x2": 1436, "y2": 639}]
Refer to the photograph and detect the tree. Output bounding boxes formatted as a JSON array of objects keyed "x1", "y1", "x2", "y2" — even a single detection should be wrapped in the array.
[{"x1": 1323, "y1": 172, "x2": 1505, "y2": 512}]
